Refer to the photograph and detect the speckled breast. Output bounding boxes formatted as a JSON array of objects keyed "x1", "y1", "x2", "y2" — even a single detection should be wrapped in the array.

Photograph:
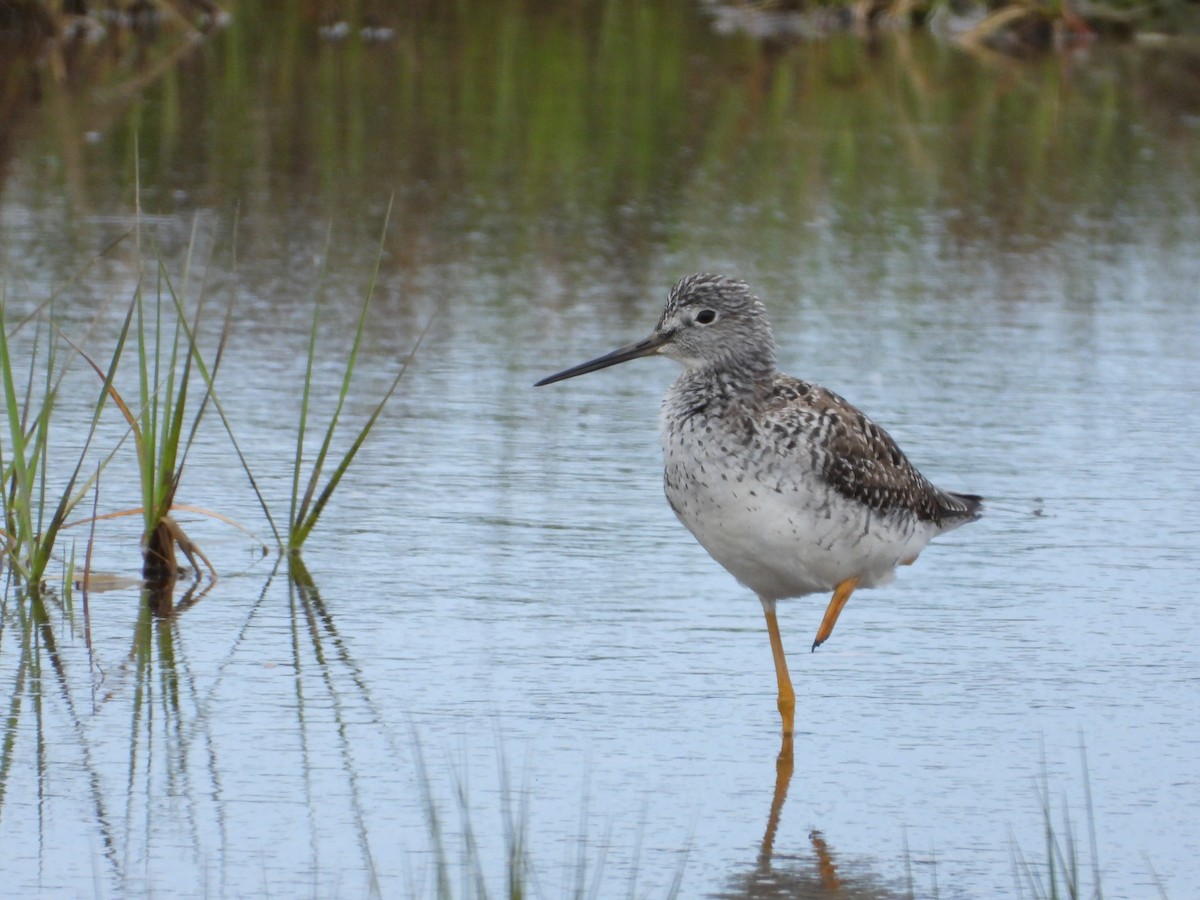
[{"x1": 659, "y1": 395, "x2": 931, "y2": 602}]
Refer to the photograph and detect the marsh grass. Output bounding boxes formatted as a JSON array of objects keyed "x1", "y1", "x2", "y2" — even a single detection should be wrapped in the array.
[
  {"x1": 410, "y1": 731, "x2": 690, "y2": 900},
  {"x1": 4, "y1": 191, "x2": 421, "y2": 599},
  {"x1": 0, "y1": 304, "x2": 115, "y2": 593},
  {"x1": 284, "y1": 204, "x2": 425, "y2": 555},
  {"x1": 131, "y1": 266, "x2": 223, "y2": 583},
  {"x1": 162, "y1": 203, "x2": 426, "y2": 560},
  {"x1": 1007, "y1": 742, "x2": 1151, "y2": 900},
  {"x1": 412, "y1": 734, "x2": 540, "y2": 900},
  {"x1": 1011, "y1": 786, "x2": 1100, "y2": 899},
  {"x1": 75, "y1": 257, "x2": 225, "y2": 585}
]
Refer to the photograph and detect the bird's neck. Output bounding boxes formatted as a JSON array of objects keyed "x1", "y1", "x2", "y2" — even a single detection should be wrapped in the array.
[{"x1": 670, "y1": 361, "x2": 775, "y2": 413}]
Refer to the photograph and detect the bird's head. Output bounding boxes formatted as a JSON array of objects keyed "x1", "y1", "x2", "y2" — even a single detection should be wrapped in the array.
[{"x1": 535, "y1": 273, "x2": 778, "y2": 387}]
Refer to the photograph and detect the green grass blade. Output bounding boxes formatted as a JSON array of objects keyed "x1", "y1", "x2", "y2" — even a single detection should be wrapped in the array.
[
  {"x1": 154, "y1": 264, "x2": 185, "y2": 522},
  {"x1": 165, "y1": 252, "x2": 282, "y2": 547},
  {"x1": 33, "y1": 317, "x2": 137, "y2": 584},
  {"x1": 290, "y1": 198, "x2": 395, "y2": 548},
  {"x1": 2, "y1": 285, "x2": 132, "y2": 586},
  {"x1": 27, "y1": 335, "x2": 59, "y2": 578},
  {"x1": 0, "y1": 307, "x2": 52, "y2": 582},
  {"x1": 410, "y1": 730, "x2": 453, "y2": 900},
  {"x1": 67, "y1": 294, "x2": 141, "y2": 444},
  {"x1": 290, "y1": 220, "x2": 336, "y2": 535},
  {"x1": 0, "y1": 305, "x2": 29, "y2": 495},
  {"x1": 290, "y1": 297, "x2": 320, "y2": 534},
  {"x1": 173, "y1": 226, "x2": 223, "y2": 471},
  {"x1": 135, "y1": 289, "x2": 155, "y2": 533},
  {"x1": 26, "y1": 322, "x2": 56, "y2": 555},
  {"x1": 294, "y1": 202, "x2": 395, "y2": 531},
  {"x1": 171, "y1": 201, "x2": 274, "y2": 542},
  {"x1": 291, "y1": 321, "x2": 427, "y2": 548}
]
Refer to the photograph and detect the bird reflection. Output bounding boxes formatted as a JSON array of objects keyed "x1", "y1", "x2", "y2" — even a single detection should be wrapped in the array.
[{"x1": 715, "y1": 738, "x2": 912, "y2": 899}]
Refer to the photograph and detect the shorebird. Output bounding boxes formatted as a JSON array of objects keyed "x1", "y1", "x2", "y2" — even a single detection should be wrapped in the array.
[{"x1": 536, "y1": 274, "x2": 982, "y2": 737}]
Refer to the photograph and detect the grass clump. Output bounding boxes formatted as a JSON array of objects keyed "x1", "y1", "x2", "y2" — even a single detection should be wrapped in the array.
[
  {"x1": 3, "y1": 191, "x2": 422, "y2": 594},
  {"x1": 127, "y1": 270, "x2": 220, "y2": 583},
  {"x1": 75, "y1": 225, "x2": 226, "y2": 587},
  {"x1": 0, "y1": 302, "x2": 114, "y2": 592},
  {"x1": 1006, "y1": 741, "x2": 1157, "y2": 900},
  {"x1": 184, "y1": 202, "x2": 425, "y2": 559},
  {"x1": 283, "y1": 203, "x2": 424, "y2": 555}
]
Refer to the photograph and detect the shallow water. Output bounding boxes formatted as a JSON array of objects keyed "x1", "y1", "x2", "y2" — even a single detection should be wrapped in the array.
[{"x1": 2, "y1": 5, "x2": 1200, "y2": 897}]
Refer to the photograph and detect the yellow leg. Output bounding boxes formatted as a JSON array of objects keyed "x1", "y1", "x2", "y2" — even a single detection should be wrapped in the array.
[
  {"x1": 763, "y1": 606, "x2": 795, "y2": 737},
  {"x1": 811, "y1": 576, "x2": 860, "y2": 651}
]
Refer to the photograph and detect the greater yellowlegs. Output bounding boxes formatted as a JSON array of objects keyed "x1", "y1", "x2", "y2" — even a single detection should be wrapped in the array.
[{"x1": 536, "y1": 274, "x2": 982, "y2": 737}]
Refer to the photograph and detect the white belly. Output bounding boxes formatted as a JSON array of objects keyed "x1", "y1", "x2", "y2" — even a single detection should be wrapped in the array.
[{"x1": 663, "y1": 454, "x2": 934, "y2": 603}]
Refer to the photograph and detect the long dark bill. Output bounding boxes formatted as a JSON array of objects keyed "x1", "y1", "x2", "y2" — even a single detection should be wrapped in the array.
[{"x1": 534, "y1": 333, "x2": 666, "y2": 387}]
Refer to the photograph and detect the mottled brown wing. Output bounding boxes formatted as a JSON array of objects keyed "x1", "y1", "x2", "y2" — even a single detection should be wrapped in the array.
[{"x1": 764, "y1": 377, "x2": 972, "y2": 524}]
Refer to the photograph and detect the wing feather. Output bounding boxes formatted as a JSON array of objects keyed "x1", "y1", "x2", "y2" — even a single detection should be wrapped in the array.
[{"x1": 761, "y1": 377, "x2": 980, "y2": 525}]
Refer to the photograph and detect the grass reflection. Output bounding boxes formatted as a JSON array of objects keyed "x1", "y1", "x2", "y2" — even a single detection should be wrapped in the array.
[
  {"x1": 0, "y1": 568, "x2": 1155, "y2": 896},
  {"x1": 285, "y1": 555, "x2": 382, "y2": 896},
  {"x1": 0, "y1": 564, "x2": 398, "y2": 896},
  {"x1": 13, "y1": 2, "x2": 1194, "y2": 303},
  {"x1": 0, "y1": 581, "x2": 122, "y2": 881}
]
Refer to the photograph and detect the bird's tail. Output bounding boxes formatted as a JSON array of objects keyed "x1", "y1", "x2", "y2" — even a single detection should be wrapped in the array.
[{"x1": 938, "y1": 491, "x2": 984, "y2": 529}]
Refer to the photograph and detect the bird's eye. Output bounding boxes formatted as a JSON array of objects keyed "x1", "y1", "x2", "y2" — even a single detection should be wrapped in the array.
[{"x1": 695, "y1": 309, "x2": 717, "y2": 325}]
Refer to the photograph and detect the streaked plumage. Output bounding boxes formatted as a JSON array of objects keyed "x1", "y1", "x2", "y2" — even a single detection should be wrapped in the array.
[{"x1": 537, "y1": 273, "x2": 981, "y2": 737}]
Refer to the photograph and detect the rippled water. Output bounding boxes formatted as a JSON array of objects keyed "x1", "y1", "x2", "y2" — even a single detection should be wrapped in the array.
[{"x1": 2, "y1": 6, "x2": 1199, "y2": 898}]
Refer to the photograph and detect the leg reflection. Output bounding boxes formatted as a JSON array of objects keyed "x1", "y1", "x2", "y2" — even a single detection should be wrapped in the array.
[
  {"x1": 720, "y1": 735, "x2": 905, "y2": 898},
  {"x1": 758, "y1": 733, "x2": 794, "y2": 866},
  {"x1": 757, "y1": 736, "x2": 841, "y2": 893},
  {"x1": 809, "y1": 829, "x2": 841, "y2": 892}
]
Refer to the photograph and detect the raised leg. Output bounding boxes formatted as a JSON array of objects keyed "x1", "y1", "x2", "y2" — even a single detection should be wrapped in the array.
[
  {"x1": 762, "y1": 602, "x2": 795, "y2": 737},
  {"x1": 811, "y1": 576, "x2": 860, "y2": 651}
]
